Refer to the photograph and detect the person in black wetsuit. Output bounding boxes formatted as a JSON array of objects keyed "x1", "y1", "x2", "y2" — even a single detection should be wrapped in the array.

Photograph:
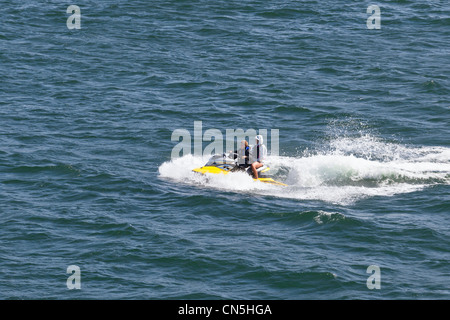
[{"x1": 230, "y1": 140, "x2": 250, "y2": 168}]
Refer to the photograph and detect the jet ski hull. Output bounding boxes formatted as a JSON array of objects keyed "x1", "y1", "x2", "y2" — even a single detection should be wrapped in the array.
[{"x1": 192, "y1": 165, "x2": 287, "y2": 186}]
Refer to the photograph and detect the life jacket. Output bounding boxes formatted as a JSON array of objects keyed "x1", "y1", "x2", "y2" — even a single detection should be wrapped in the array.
[{"x1": 237, "y1": 146, "x2": 249, "y2": 165}]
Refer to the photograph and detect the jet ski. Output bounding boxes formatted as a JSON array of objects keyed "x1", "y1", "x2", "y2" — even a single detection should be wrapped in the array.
[{"x1": 192, "y1": 153, "x2": 288, "y2": 186}]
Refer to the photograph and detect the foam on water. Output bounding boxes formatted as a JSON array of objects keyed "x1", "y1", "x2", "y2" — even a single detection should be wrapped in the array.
[
  {"x1": 159, "y1": 136, "x2": 450, "y2": 205},
  {"x1": 158, "y1": 153, "x2": 275, "y2": 193}
]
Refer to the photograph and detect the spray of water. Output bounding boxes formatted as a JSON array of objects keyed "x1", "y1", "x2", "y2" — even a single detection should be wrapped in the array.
[{"x1": 158, "y1": 134, "x2": 450, "y2": 205}]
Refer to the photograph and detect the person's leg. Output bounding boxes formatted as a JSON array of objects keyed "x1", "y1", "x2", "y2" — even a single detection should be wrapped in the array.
[{"x1": 251, "y1": 162, "x2": 263, "y2": 179}]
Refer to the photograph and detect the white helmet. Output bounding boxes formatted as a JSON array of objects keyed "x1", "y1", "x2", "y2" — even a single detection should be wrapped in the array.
[{"x1": 255, "y1": 135, "x2": 263, "y2": 144}]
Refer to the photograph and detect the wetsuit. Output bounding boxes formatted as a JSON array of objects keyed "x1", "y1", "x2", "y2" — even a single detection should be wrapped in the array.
[{"x1": 233, "y1": 146, "x2": 250, "y2": 167}]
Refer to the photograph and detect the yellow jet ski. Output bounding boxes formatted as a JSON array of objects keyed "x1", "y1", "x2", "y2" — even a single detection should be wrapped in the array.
[{"x1": 192, "y1": 153, "x2": 288, "y2": 186}]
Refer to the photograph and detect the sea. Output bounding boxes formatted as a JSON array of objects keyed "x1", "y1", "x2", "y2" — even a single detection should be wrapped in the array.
[{"x1": 0, "y1": 0, "x2": 449, "y2": 300}]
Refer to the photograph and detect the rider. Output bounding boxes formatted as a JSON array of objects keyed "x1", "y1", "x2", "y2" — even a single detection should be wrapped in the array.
[
  {"x1": 230, "y1": 140, "x2": 250, "y2": 168},
  {"x1": 250, "y1": 135, "x2": 267, "y2": 179}
]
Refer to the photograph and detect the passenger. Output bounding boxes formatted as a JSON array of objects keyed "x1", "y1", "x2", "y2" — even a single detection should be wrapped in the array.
[{"x1": 250, "y1": 135, "x2": 267, "y2": 179}]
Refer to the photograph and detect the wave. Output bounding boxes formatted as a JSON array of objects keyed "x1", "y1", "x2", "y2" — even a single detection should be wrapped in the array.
[{"x1": 158, "y1": 135, "x2": 450, "y2": 205}]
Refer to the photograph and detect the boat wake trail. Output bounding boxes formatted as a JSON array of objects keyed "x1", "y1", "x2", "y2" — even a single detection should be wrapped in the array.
[{"x1": 158, "y1": 135, "x2": 450, "y2": 205}]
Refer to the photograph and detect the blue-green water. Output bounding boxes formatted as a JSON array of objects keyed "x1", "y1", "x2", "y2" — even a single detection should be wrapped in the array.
[{"x1": 1, "y1": 1, "x2": 449, "y2": 299}]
